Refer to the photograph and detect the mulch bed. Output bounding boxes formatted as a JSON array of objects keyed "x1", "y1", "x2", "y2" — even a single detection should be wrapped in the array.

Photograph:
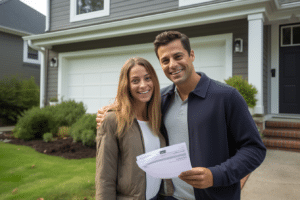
[{"x1": 0, "y1": 131, "x2": 96, "y2": 159}]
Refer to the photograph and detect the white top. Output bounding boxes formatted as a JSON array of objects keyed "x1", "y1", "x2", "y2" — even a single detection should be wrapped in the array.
[{"x1": 137, "y1": 120, "x2": 161, "y2": 200}]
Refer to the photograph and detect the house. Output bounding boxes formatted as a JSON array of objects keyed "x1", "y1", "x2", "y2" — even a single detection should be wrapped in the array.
[
  {"x1": 23, "y1": 0, "x2": 300, "y2": 118},
  {"x1": 0, "y1": 0, "x2": 45, "y2": 85}
]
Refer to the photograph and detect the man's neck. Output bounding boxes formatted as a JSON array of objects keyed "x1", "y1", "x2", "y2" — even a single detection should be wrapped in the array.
[{"x1": 176, "y1": 73, "x2": 201, "y2": 101}]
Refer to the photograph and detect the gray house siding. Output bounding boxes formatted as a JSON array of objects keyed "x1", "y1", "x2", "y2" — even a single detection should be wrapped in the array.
[
  {"x1": 0, "y1": 31, "x2": 40, "y2": 85},
  {"x1": 50, "y1": 0, "x2": 178, "y2": 31},
  {"x1": 263, "y1": 25, "x2": 271, "y2": 114},
  {"x1": 46, "y1": 50, "x2": 59, "y2": 103},
  {"x1": 49, "y1": 0, "x2": 235, "y2": 32},
  {"x1": 47, "y1": 19, "x2": 249, "y2": 99}
]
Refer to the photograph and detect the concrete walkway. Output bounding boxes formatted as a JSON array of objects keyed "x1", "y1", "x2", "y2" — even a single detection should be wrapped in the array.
[
  {"x1": 241, "y1": 149, "x2": 300, "y2": 200},
  {"x1": 0, "y1": 126, "x2": 15, "y2": 132}
]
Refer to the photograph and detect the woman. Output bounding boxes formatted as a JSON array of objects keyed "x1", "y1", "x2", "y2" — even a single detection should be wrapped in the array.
[{"x1": 95, "y1": 57, "x2": 173, "y2": 200}]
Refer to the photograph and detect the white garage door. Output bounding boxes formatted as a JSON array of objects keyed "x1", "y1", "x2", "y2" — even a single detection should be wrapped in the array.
[{"x1": 58, "y1": 34, "x2": 232, "y2": 113}]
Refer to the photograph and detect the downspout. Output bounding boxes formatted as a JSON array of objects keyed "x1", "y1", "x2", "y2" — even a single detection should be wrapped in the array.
[
  {"x1": 45, "y1": 0, "x2": 50, "y2": 32},
  {"x1": 28, "y1": 40, "x2": 46, "y2": 108}
]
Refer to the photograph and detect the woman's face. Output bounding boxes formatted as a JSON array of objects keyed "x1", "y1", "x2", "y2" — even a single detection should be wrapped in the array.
[{"x1": 129, "y1": 65, "x2": 154, "y2": 106}]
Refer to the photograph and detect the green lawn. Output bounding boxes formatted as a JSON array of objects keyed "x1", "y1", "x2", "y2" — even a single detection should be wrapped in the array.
[{"x1": 0, "y1": 142, "x2": 96, "y2": 200}]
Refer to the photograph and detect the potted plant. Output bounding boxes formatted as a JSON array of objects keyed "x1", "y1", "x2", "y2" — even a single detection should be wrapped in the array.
[{"x1": 49, "y1": 97, "x2": 59, "y2": 106}]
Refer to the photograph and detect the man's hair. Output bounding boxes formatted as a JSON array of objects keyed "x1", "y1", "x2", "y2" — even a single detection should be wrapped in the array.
[
  {"x1": 153, "y1": 31, "x2": 191, "y2": 59},
  {"x1": 112, "y1": 57, "x2": 161, "y2": 137}
]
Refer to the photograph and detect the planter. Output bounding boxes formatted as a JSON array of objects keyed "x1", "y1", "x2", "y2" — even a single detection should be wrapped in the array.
[{"x1": 49, "y1": 102, "x2": 59, "y2": 106}]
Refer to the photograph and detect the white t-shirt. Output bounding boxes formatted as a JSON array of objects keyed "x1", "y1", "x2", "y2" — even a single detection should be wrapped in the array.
[{"x1": 137, "y1": 120, "x2": 161, "y2": 200}]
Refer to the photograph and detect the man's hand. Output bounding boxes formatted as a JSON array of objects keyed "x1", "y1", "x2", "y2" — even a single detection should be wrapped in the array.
[
  {"x1": 96, "y1": 105, "x2": 111, "y2": 129},
  {"x1": 178, "y1": 167, "x2": 213, "y2": 189}
]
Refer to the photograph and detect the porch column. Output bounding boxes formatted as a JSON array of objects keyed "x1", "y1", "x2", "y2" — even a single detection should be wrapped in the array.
[{"x1": 248, "y1": 13, "x2": 264, "y2": 114}]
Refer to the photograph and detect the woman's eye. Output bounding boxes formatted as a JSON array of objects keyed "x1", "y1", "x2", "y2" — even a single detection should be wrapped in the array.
[{"x1": 132, "y1": 79, "x2": 139, "y2": 83}]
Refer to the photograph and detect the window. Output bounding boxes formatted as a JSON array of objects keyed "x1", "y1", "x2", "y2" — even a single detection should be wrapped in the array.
[
  {"x1": 179, "y1": 0, "x2": 214, "y2": 7},
  {"x1": 23, "y1": 41, "x2": 41, "y2": 64},
  {"x1": 281, "y1": 24, "x2": 300, "y2": 47},
  {"x1": 70, "y1": 0, "x2": 110, "y2": 22}
]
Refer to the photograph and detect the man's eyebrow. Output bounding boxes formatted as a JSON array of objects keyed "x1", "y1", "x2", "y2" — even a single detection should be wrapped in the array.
[{"x1": 174, "y1": 52, "x2": 184, "y2": 56}]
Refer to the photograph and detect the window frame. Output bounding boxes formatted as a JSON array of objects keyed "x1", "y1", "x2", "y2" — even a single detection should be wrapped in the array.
[
  {"x1": 70, "y1": 0, "x2": 110, "y2": 22},
  {"x1": 179, "y1": 0, "x2": 214, "y2": 7},
  {"x1": 281, "y1": 24, "x2": 300, "y2": 47},
  {"x1": 23, "y1": 41, "x2": 41, "y2": 64}
]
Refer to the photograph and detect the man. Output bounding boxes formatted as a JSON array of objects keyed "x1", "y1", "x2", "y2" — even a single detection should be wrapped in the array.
[{"x1": 97, "y1": 31, "x2": 266, "y2": 200}]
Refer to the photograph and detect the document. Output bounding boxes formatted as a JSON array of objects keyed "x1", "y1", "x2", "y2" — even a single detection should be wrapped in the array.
[{"x1": 136, "y1": 142, "x2": 192, "y2": 179}]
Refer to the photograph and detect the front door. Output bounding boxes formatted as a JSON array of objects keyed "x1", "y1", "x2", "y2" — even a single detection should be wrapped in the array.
[{"x1": 279, "y1": 24, "x2": 300, "y2": 114}]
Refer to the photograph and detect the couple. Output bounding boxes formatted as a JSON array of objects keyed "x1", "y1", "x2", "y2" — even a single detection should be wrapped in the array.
[{"x1": 95, "y1": 31, "x2": 266, "y2": 200}]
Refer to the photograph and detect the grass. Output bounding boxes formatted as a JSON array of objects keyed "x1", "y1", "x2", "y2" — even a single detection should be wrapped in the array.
[{"x1": 0, "y1": 142, "x2": 96, "y2": 200}]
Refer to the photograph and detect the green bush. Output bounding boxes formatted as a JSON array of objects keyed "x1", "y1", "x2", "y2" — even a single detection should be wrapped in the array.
[
  {"x1": 224, "y1": 76, "x2": 258, "y2": 108},
  {"x1": 13, "y1": 100, "x2": 86, "y2": 141},
  {"x1": 13, "y1": 107, "x2": 56, "y2": 140},
  {"x1": 57, "y1": 126, "x2": 70, "y2": 139},
  {"x1": 0, "y1": 75, "x2": 39, "y2": 124},
  {"x1": 45, "y1": 100, "x2": 86, "y2": 129},
  {"x1": 43, "y1": 133, "x2": 53, "y2": 142},
  {"x1": 70, "y1": 114, "x2": 97, "y2": 147}
]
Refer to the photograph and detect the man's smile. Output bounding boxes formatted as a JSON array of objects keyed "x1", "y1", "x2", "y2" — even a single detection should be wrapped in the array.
[{"x1": 171, "y1": 69, "x2": 183, "y2": 75}]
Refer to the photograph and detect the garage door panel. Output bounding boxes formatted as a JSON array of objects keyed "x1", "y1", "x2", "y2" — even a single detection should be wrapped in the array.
[
  {"x1": 84, "y1": 85, "x2": 101, "y2": 97},
  {"x1": 100, "y1": 72, "x2": 120, "y2": 84},
  {"x1": 100, "y1": 85, "x2": 118, "y2": 98},
  {"x1": 69, "y1": 74, "x2": 84, "y2": 85},
  {"x1": 195, "y1": 65, "x2": 225, "y2": 82},
  {"x1": 85, "y1": 74, "x2": 102, "y2": 85},
  {"x1": 68, "y1": 86, "x2": 83, "y2": 97}
]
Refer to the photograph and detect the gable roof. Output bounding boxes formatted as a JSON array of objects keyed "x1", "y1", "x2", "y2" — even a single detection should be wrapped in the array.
[{"x1": 0, "y1": 0, "x2": 45, "y2": 36}]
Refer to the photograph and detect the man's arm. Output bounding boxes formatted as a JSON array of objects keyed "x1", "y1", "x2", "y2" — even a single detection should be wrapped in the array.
[{"x1": 209, "y1": 89, "x2": 266, "y2": 187}]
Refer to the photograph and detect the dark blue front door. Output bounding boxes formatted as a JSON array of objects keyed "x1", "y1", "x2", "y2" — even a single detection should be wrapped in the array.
[{"x1": 279, "y1": 46, "x2": 300, "y2": 114}]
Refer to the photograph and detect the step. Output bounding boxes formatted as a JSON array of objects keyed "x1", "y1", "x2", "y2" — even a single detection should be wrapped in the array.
[
  {"x1": 265, "y1": 121, "x2": 300, "y2": 129},
  {"x1": 262, "y1": 138, "x2": 300, "y2": 152},
  {"x1": 263, "y1": 129, "x2": 300, "y2": 141}
]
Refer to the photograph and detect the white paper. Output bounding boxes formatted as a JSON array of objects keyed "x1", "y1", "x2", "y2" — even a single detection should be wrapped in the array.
[{"x1": 136, "y1": 142, "x2": 192, "y2": 179}]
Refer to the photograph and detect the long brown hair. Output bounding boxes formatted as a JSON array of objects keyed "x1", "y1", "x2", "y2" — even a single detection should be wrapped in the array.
[{"x1": 111, "y1": 57, "x2": 161, "y2": 137}]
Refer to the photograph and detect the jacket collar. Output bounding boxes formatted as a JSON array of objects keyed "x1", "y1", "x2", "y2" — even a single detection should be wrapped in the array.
[{"x1": 161, "y1": 72, "x2": 210, "y2": 99}]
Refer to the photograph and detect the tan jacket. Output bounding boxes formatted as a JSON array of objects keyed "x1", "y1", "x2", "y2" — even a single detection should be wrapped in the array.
[{"x1": 95, "y1": 112, "x2": 173, "y2": 200}]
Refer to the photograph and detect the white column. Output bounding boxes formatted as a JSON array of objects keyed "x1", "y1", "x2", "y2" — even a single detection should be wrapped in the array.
[
  {"x1": 248, "y1": 13, "x2": 264, "y2": 114},
  {"x1": 40, "y1": 51, "x2": 46, "y2": 108}
]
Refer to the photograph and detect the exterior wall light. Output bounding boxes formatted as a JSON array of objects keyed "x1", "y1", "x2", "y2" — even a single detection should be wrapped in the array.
[
  {"x1": 50, "y1": 57, "x2": 58, "y2": 67},
  {"x1": 234, "y1": 38, "x2": 243, "y2": 53}
]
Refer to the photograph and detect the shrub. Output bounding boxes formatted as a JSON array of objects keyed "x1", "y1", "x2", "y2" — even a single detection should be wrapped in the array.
[
  {"x1": 70, "y1": 114, "x2": 97, "y2": 147},
  {"x1": 43, "y1": 133, "x2": 53, "y2": 142},
  {"x1": 13, "y1": 100, "x2": 86, "y2": 141},
  {"x1": 45, "y1": 100, "x2": 86, "y2": 130},
  {"x1": 13, "y1": 107, "x2": 56, "y2": 140},
  {"x1": 0, "y1": 75, "x2": 39, "y2": 124},
  {"x1": 57, "y1": 126, "x2": 70, "y2": 139},
  {"x1": 81, "y1": 130, "x2": 96, "y2": 146},
  {"x1": 224, "y1": 76, "x2": 258, "y2": 108}
]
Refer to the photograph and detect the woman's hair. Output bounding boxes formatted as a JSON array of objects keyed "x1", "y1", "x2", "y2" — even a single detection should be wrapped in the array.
[{"x1": 111, "y1": 57, "x2": 161, "y2": 137}]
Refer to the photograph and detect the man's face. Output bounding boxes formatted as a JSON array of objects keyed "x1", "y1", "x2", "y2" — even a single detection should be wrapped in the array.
[{"x1": 157, "y1": 39, "x2": 195, "y2": 86}]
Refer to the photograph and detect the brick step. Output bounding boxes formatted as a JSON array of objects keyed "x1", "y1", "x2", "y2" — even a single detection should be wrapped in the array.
[
  {"x1": 262, "y1": 138, "x2": 300, "y2": 152},
  {"x1": 263, "y1": 129, "x2": 300, "y2": 141},
  {"x1": 265, "y1": 121, "x2": 300, "y2": 129}
]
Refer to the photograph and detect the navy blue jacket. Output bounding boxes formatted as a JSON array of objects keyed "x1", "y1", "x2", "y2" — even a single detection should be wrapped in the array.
[{"x1": 160, "y1": 72, "x2": 266, "y2": 200}]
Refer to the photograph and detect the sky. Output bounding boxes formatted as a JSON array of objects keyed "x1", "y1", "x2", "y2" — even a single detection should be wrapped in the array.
[{"x1": 20, "y1": 0, "x2": 47, "y2": 15}]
